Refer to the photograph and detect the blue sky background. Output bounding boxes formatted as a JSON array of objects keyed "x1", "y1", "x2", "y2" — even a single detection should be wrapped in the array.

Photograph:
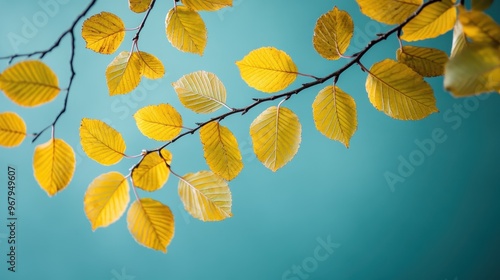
[{"x1": 1, "y1": 0, "x2": 500, "y2": 279}]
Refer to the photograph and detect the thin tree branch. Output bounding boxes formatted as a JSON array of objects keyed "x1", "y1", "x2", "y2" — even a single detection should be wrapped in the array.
[
  {"x1": 132, "y1": 0, "x2": 157, "y2": 44},
  {"x1": 0, "y1": 0, "x2": 98, "y2": 142},
  {"x1": 143, "y1": 0, "x2": 441, "y2": 155}
]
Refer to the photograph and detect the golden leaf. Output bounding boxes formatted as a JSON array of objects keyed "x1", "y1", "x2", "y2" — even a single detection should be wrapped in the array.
[
  {"x1": 236, "y1": 47, "x2": 298, "y2": 93},
  {"x1": 132, "y1": 150, "x2": 172, "y2": 192},
  {"x1": 165, "y1": 6, "x2": 207, "y2": 55},
  {"x1": 401, "y1": 0, "x2": 456, "y2": 41},
  {"x1": 33, "y1": 138, "x2": 76, "y2": 196},
  {"x1": 178, "y1": 171, "x2": 232, "y2": 221},
  {"x1": 356, "y1": 0, "x2": 422, "y2": 25},
  {"x1": 0, "y1": 60, "x2": 60, "y2": 107},
  {"x1": 459, "y1": 10, "x2": 500, "y2": 45},
  {"x1": 181, "y1": 0, "x2": 232, "y2": 11},
  {"x1": 200, "y1": 122, "x2": 243, "y2": 181},
  {"x1": 172, "y1": 71, "x2": 227, "y2": 114},
  {"x1": 250, "y1": 106, "x2": 301, "y2": 172},
  {"x1": 444, "y1": 43, "x2": 500, "y2": 97},
  {"x1": 312, "y1": 86, "x2": 357, "y2": 148},
  {"x1": 451, "y1": 22, "x2": 469, "y2": 58},
  {"x1": 0, "y1": 112, "x2": 26, "y2": 147},
  {"x1": 81, "y1": 12, "x2": 125, "y2": 54},
  {"x1": 84, "y1": 172, "x2": 130, "y2": 230},
  {"x1": 129, "y1": 0, "x2": 152, "y2": 13},
  {"x1": 366, "y1": 59, "x2": 438, "y2": 120},
  {"x1": 396, "y1": 46, "x2": 448, "y2": 77},
  {"x1": 134, "y1": 104, "x2": 183, "y2": 141},
  {"x1": 127, "y1": 198, "x2": 175, "y2": 253},
  {"x1": 106, "y1": 51, "x2": 142, "y2": 95},
  {"x1": 313, "y1": 7, "x2": 354, "y2": 60},
  {"x1": 133, "y1": 51, "x2": 165, "y2": 80},
  {"x1": 79, "y1": 118, "x2": 126, "y2": 165}
]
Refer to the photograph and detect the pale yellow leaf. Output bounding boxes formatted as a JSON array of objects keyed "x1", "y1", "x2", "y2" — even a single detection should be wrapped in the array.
[
  {"x1": 82, "y1": 12, "x2": 125, "y2": 54},
  {"x1": 132, "y1": 150, "x2": 172, "y2": 192},
  {"x1": 133, "y1": 51, "x2": 165, "y2": 79},
  {"x1": 106, "y1": 51, "x2": 142, "y2": 95},
  {"x1": 0, "y1": 112, "x2": 26, "y2": 147},
  {"x1": 451, "y1": 21, "x2": 469, "y2": 58},
  {"x1": 250, "y1": 106, "x2": 301, "y2": 172},
  {"x1": 165, "y1": 6, "x2": 207, "y2": 55},
  {"x1": 134, "y1": 104, "x2": 183, "y2": 141},
  {"x1": 444, "y1": 43, "x2": 500, "y2": 96},
  {"x1": 79, "y1": 118, "x2": 126, "y2": 165},
  {"x1": 181, "y1": 0, "x2": 232, "y2": 11},
  {"x1": 129, "y1": 0, "x2": 152, "y2": 13},
  {"x1": 172, "y1": 71, "x2": 227, "y2": 113},
  {"x1": 178, "y1": 171, "x2": 232, "y2": 221},
  {"x1": 472, "y1": 0, "x2": 493, "y2": 11},
  {"x1": 459, "y1": 10, "x2": 500, "y2": 45},
  {"x1": 312, "y1": 86, "x2": 357, "y2": 148},
  {"x1": 313, "y1": 7, "x2": 354, "y2": 60},
  {"x1": 396, "y1": 46, "x2": 448, "y2": 77},
  {"x1": 366, "y1": 59, "x2": 438, "y2": 120},
  {"x1": 356, "y1": 0, "x2": 422, "y2": 25},
  {"x1": 236, "y1": 47, "x2": 298, "y2": 93},
  {"x1": 127, "y1": 198, "x2": 175, "y2": 253},
  {"x1": 84, "y1": 172, "x2": 130, "y2": 230},
  {"x1": 401, "y1": 0, "x2": 456, "y2": 41},
  {"x1": 200, "y1": 122, "x2": 243, "y2": 181},
  {"x1": 33, "y1": 138, "x2": 75, "y2": 197},
  {"x1": 0, "y1": 60, "x2": 60, "y2": 107}
]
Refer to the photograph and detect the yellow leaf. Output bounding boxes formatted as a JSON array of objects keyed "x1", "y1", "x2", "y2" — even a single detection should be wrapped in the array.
[
  {"x1": 132, "y1": 150, "x2": 172, "y2": 192},
  {"x1": 106, "y1": 51, "x2": 142, "y2": 95},
  {"x1": 172, "y1": 71, "x2": 227, "y2": 114},
  {"x1": 366, "y1": 59, "x2": 438, "y2": 120},
  {"x1": 133, "y1": 51, "x2": 165, "y2": 80},
  {"x1": 84, "y1": 172, "x2": 130, "y2": 230},
  {"x1": 451, "y1": 21, "x2": 469, "y2": 58},
  {"x1": 134, "y1": 104, "x2": 183, "y2": 141},
  {"x1": 401, "y1": 0, "x2": 456, "y2": 41},
  {"x1": 178, "y1": 171, "x2": 232, "y2": 221},
  {"x1": 0, "y1": 112, "x2": 26, "y2": 147},
  {"x1": 444, "y1": 43, "x2": 500, "y2": 97},
  {"x1": 33, "y1": 138, "x2": 75, "y2": 196},
  {"x1": 127, "y1": 198, "x2": 174, "y2": 253},
  {"x1": 80, "y1": 118, "x2": 126, "y2": 165},
  {"x1": 181, "y1": 0, "x2": 232, "y2": 11},
  {"x1": 236, "y1": 47, "x2": 298, "y2": 93},
  {"x1": 459, "y1": 10, "x2": 500, "y2": 45},
  {"x1": 356, "y1": 0, "x2": 422, "y2": 25},
  {"x1": 250, "y1": 106, "x2": 301, "y2": 172},
  {"x1": 200, "y1": 122, "x2": 243, "y2": 181},
  {"x1": 396, "y1": 46, "x2": 448, "y2": 77},
  {"x1": 165, "y1": 6, "x2": 207, "y2": 55},
  {"x1": 312, "y1": 86, "x2": 357, "y2": 148},
  {"x1": 472, "y1": 0, "x2": 493, "y2": 11},
  {"x1": 81, "y1": 12, "x2": 125, "y2": 54},
  {"x1": 129, "y1": 0, "x2": 152, "y2": 13},
  {"x1": 0, "y1": 60, "x2": 59, "y2": 107},
  {"x1": 313, "y1": 7, "x2": 354, "y2": 60}
]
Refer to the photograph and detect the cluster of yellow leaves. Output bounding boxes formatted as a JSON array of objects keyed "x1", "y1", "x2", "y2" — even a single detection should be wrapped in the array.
[
  {"x1": 445, "y1": 5, "x2": 500, "y2": 96},
  {"x1": 356, "y1": 0, "x2": 499, "y2": 97},
  {"x1": 0, "y1": 60, "x2": 77, "y2": 197}
]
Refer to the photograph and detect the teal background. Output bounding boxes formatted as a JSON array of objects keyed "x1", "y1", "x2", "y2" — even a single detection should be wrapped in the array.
[{"x1": 1, "y1": 0, "x2": 500, "y2": 279}]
